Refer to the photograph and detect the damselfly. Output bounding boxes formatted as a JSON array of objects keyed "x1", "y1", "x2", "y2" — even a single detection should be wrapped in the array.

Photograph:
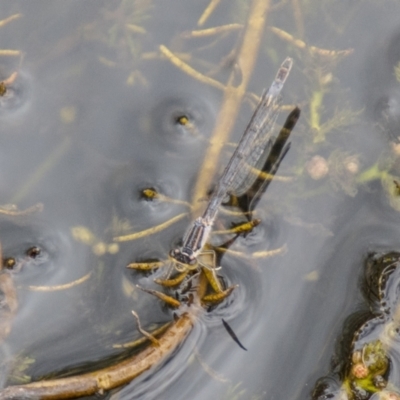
[{"x1": 170, "y1": 57, "x2": 293, "y2": 272}]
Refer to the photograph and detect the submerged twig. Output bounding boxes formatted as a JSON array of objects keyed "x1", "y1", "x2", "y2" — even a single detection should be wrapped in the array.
[
  {"x1": 0, "y1": 203, "x2": 43, "y2": 217},
  {"x1": 192, "y1": 0, "x2": 273, "y2": 210},
  {"x1": 0, "y1": 313, "x2": 194, "y2": 400},
  {"x1": 0, "y1": 241, "x2": 18, "y2": 343},
  {"x1": 0, "y1": 14, "x2": 21, "y2": 29},
  {"x1": 269, "y1": 26, "x2": 354, "y2": 58},
  {"x1": 193, "y1": 347, "x2": 229, "y2": 383},
  {"x1": 26, "y1": 271, "x2": 92, "y2": 292},
  {"x1": 0, "y1": 50, "x2": 21, "y2": 57},
  {"x1": 131, "y1": 310, "x2": 160, "y2": 347},
  {"x1": 0, "y1": 271, "x2": 17, "y2": 343},
  {"x1": 184, "y1": 24, "x2": 243, "y2": 38},
  {"x1": 113, "y1": 322, "x2": 171, "y2": 349},
  {"x1": 159, "y1": 45, "x2": 225, "y2": 91},
  {"x1": 197, "y1": 0, "x2": 223, "y2": 27},
  {"x1": 113, "y1": 212, "x2": 187, "y2": 242}
]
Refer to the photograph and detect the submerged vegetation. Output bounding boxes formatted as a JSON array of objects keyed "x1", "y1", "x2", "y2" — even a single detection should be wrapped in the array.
[
  {"x1": 313, "y1": 252, "x2": 400, "y2": 400},
  {"x1": 0, "y1": 0, "x2": 399, "y2": 399}
]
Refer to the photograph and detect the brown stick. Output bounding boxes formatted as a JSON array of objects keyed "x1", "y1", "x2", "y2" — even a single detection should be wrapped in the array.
[
  {"x1": 0, "y1": 314, "x2": 193, "y2": 399},
  {"x1": 0, "y1": 272, "x2": 18, "y2": 342},
  {"x1": 191, "y1": 0, "x2": 272, "y2": 210}
]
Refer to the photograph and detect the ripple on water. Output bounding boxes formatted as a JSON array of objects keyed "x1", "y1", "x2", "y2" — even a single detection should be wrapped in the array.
[
  {"x1": 0, "y1": 219, "x2": 72, "y2": 285},
  {"x1": 0, "y1": 70, "x2": 31, "y2": 117},
  {"x1": 149, "y1": 94, "x2": 215, "y2": 151},
  {"x1": 114, "y1": 321, "x2": 207, "y2": 400},
  {"x1": 312, "y1": 251, "x2": 400, "y2": 399},
  {"x1": 0, "y1": 215, "x2": 111, "y2": 382},
  {"x1": 108, "y1": 162, "x2": 188, "y2": 228}
]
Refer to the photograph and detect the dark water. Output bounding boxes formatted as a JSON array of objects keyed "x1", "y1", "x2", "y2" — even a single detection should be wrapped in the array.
[{"x1": 1, "y1": 1, "x2": 400, "y2": 399}]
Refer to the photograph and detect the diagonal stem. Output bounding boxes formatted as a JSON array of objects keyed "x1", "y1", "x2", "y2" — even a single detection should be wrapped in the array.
[{"x1": 191, "y1": 0, "x2": 272, "y2": 211}]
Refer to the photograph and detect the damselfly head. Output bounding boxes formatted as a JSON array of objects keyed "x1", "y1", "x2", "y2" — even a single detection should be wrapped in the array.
[{"x1": 169, "y1": 248, "x2": 198, "y2": 272}]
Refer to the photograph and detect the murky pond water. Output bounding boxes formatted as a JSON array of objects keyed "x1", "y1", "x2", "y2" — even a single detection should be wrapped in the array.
[{"x1": 1, "y1": 1, "x2": 400, "y2": 399}]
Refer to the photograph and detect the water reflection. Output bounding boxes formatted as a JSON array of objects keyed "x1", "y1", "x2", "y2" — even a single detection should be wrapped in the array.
[{"x1": 2, "y1": 1, "x2": 400, "y2": 399}]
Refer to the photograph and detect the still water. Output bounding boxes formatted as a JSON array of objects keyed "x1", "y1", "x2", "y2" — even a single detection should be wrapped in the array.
[{"x1": 0, "y1": 1, "x2": 400, "y2": 399}]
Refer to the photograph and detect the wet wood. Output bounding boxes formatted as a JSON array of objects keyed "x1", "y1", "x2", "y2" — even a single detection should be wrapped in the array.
[
  {"x1": 0, "y1": 271, "x2": 18, "y2": 342},
  {"x1": 0, "y1": 313, "x2": 193, "y2": 400}
]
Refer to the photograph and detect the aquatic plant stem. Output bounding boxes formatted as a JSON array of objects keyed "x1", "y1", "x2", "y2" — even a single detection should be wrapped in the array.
[
  {"x1": 357, "y1": 163, "x2": 385, "y2": 184},
  {"x1": 310, "y1": 89, "x2": 324, "y2": 143},
  {"x1": 192, "y1": 0, "x2": 272, "y2": 211}
]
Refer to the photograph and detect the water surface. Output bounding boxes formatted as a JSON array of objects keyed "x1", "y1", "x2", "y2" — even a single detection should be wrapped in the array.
[{"x1": 1, "y1": 1, "x2": 400, "y2": 399}]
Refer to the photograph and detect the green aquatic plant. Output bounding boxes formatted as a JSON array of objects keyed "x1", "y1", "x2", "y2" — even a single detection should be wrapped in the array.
[
  {"x1": 343, "y1": 340, "x2": 389, "y2": 398},
  {"x1": 5, "y1": 355, "x2": 35, "y2": 385},
  {"x1": 4, "y1": 0, "x2": 399, "y2": 398},
  {"x1": 313, "y1": 252, "x2": 400, "y2": 399}
]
